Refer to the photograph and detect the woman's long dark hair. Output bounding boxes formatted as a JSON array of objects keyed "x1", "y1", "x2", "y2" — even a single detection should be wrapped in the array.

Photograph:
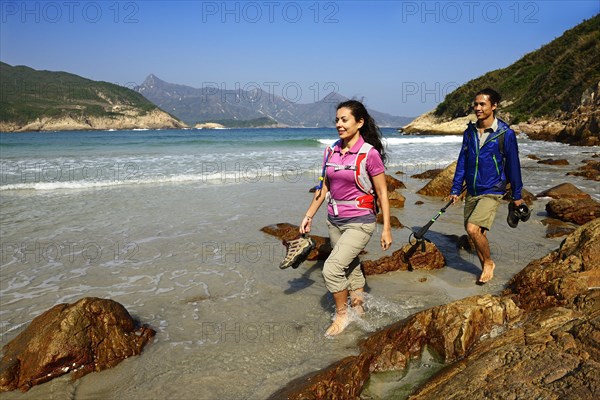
[{"x1": 337, "y1": 100, "x2": 387, "y2": 165}]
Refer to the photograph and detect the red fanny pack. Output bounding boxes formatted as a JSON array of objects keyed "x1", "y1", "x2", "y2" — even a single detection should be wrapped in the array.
[{"x1": 356, "y1": 194, "x2": 375, "y2": 210}]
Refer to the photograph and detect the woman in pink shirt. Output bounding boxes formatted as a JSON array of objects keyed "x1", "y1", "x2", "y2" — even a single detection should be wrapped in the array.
[{"x1": 300, "y1": 100, "x2": 392, "y2": 336}]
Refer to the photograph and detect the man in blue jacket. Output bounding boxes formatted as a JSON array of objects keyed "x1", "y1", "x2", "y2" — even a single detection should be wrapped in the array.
[{"x1": 449, "y1": 88, "x2": 524, "y2": 284}]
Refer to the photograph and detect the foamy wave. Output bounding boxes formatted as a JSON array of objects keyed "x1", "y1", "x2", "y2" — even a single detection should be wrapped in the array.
[
  {"x1": 317, "y1": 136, "x2": 462, "y2": 147},
  {"x1": 385, "y1": 136, "x2": 463, "y2": 145},
  {"x1": 0, "y1": 169, "x2": 301, "y2": 191}
]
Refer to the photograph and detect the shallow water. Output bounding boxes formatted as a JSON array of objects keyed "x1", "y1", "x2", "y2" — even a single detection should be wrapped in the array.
[{"x1": 0, "y1": 129, "x2": 597, "y2": 399}]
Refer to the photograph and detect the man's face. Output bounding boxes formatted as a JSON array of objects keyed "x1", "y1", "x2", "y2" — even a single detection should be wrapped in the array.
[{"x1": 473, "y1": 94, "x2": 497, "y2": 121}]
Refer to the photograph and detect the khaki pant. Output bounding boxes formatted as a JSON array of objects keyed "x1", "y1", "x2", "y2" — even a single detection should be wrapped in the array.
[
  {"x1": 464, "y1": 194, "x2": 504, "y2": 230},
  {"x1": 322, "y1": 220, "x2": 375, "y2": 293}
]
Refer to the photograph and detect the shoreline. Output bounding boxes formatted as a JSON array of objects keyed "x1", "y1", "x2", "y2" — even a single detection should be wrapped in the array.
[{"x1": 0, "y1": 133, "x2": 598, "y2": 399}]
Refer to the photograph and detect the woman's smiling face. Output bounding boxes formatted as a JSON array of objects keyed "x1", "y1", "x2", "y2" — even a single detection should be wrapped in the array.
[{"x1": 335, "y1": 107, "x2": 364, "y2": 142}]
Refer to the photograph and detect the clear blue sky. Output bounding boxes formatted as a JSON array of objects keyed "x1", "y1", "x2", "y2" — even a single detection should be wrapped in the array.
[{"x1": 1, "y1": 1, "x2": 598, "y2": 117}]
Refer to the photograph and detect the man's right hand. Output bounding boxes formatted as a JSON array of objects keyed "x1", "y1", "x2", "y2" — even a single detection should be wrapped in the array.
[{"x1": 448, "y1": 194, "x2": 460, "y2": 205}]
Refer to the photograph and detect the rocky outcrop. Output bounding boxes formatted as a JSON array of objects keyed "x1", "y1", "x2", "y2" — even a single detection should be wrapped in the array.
[
  {"x1": 0, "y1": 109, "x2": 187, "y2": 132},
  {"x1": 545, "y1": 198, "x2": 600, "y2": 225},
  {"x1": 411, "y1": 168, "x2": 443, "y2": 180},
  {"x1": 402, "y1": 111, "x2": 472, "y2": 135},
  {"x1": 536, "y1": 182, "x2": 600, "y2": 227},
  {"x1": 194, "y1": 122, "x2": 226, "y2": 129},
  {"x1": 507, "y1": 83, "x2": 599, "y2": 146},
  {"x1": 362, "y1": 241, "x2": 445, "y2": 275},
  {"x1": 554, "y1": 82, "x2": 600, "y2": 146},
  {"x1": 567, "y1": 158, "x2": 600, "y2": 181},
  {"x1": 538, "y1": 158, "x2": 570, "y2": 165},
  {"x1": 269, "y1": 219, "x2": 600, "y2": 400},
  {"x1": 416, "y1": 161, "x2": 457, "y2": 197},
  {"x1": 388, "y1": 191, "x2": 406, "y2": 208},
  {"x1": 536, "y1": 183, "x2": 596, "y2": 236},
  {"x1": 512, "y1": 119, "x2": 567, "y2": 141},
  {"x1": 536, "y1": 182, "x2": 591, "y2": 200},
  {"x1": 0, "y1": 297, "x2": 155, "y2": 392},
  {"x1": 385, "y1": 174, "x2": 406, "y2": 190},
  {"x1": 376, "y1": 213, "x2": 403, "y2": 228},
  {"x1": 402, "y1": 83, "x2": 599, "y2": 146}
]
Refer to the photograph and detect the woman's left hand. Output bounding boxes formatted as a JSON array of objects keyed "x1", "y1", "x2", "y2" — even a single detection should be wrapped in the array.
[{"x1": 380, "y1": 229, "x2": 392, "y2": 251}]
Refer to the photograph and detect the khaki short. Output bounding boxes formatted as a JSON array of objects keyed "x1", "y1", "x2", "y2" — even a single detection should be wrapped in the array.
[{"x1": 464, "y1": 194, "x2": 504, "y2": 230}]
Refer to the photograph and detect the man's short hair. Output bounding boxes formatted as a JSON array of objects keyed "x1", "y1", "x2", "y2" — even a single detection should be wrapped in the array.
[{"x1": 475, "y1": 88, "x2": 501, "y2": 106}]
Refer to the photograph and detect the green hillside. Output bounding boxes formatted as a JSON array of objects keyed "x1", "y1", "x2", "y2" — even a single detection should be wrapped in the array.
[
  {"x1": 0, "y1": 62, "x2": 160, "y2": 124},
  {"x1": 434, "y1": 14, "x2": 600, "y2": 123}
]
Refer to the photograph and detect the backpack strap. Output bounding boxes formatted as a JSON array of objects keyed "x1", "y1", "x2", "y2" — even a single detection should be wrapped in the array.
[{"x1": 314, "y1": 141, "x2": 338, "y2": 191}]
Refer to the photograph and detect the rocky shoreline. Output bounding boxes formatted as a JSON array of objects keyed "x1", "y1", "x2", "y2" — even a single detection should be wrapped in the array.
[
  {"x1": 262, "y1": 167, "x2": 599, "y2": 399},
  {"x1": 268, "y1": 218, "x2": 600, "y2": 400},
  {"x1": 0, "y1": 108, "x2": 188, "y2": 133},
  {"x1": 401, "y1": 83, "x2": 600, "y2": 147}
]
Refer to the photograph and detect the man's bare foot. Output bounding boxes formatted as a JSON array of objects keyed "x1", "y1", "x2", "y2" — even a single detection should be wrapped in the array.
[
  {"x1": 478, "y1": 261, "x2": 495, "y2": 284},
  {"x1": 325, "y1": 312, "x2": 349, "y2": 336}
]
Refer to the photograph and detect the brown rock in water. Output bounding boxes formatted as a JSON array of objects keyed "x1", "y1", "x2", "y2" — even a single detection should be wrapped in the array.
[
  {"x1": 388, "y1": 190, "x2": 406, "y2": 208},
  {"x1": 269, "y1": 220, "x2": 600, "y2": 400},
  {"x1": 385, "y1": 174, "x2": 406, "y2": 190},
  {"x1": 536, "y1": 182, "x2": 591, "y2": 199},
  {"x1": 261, "y1": 223, "x2": 331, "y2": 261},
  {"x1": 537, "y1": 158, "x2": 570, "y2": 165},
  {"x1": 377, "y1": 213, "x2": 403, "y2": 228},
  {"x1": 411, "y1": 168, "x2": 443, "y2": 180},
  {"x1": 567, "y1": 159, "x2": 600, "y2": 181},
  {"x1": 416, "y1": 161, "x2": 457, "y2": 197},
  {"x1": 0, "y1": 297, "x2": 155, "y2": 392},
  {"x1": 545, "y1": 197, "x2": 600, "y2": 225},
  {"x1": 362, "y1": 241, "x2": 445, "y2": 275},
  {"x1": 527, "y1": 154, "x2": 541, "y2": 160}
]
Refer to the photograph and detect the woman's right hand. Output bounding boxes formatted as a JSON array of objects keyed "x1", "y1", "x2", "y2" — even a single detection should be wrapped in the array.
[{"x1": 299, "y1": 215, "x2": 312, "y2": 234}]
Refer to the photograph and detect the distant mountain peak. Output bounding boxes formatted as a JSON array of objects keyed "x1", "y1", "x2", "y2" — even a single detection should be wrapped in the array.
[{"x1": 134, "y1": 76, "x2": 412, "y2": 128}]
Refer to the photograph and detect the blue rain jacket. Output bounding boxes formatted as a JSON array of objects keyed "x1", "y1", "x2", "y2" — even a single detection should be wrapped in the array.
[{"x1": 451, "y1": 118, "x2": 523, "y2": 200}]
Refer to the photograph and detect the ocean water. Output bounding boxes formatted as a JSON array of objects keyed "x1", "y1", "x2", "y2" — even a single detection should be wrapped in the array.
[{"x1": 0, "y1": 128, "x2": 598, "y2": 399}]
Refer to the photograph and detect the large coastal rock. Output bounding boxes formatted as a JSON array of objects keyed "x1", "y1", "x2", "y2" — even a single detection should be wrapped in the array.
[
  {"x1": 402, "y1": 83, "x2": 599, "y2": 146},
  {"x1": 385, "y1": 174, "x2": 406, "y2": 190},
  {"x1": 0, "y1": 297, "x2": 155, "y2": 392},
  {"x1": 416, "y1": 161, "x2": 457, "y2": 197},
  {"x1": 269, "y1": 219, "x2": 600, "y2": 400},
  {"x1": 536, "y1": 182, "x2": 592, "y2": 200},
  {"x1": 402, "y1": 111, "x2": 472, "y2": 135},
  {"x1": 545, "y1": 197, "x2": 600, "y2": 225},
  {"x1": 0, "y1": 109, "x2": 187, "y2": 132},
  {"x1": 362, "y1": 241, "x2": 445, "y2": 275}
]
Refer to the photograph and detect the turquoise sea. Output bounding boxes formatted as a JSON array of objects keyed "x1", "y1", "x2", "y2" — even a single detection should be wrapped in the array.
[{"x1": 1, "y1": 128, "x2": 598, "y2": 399}]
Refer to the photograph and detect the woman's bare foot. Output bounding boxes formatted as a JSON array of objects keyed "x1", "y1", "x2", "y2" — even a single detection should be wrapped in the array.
[
  {"x1": 478, "y1": 261, "x2": 496, "y2": 284},
  {"x1": 350, "y1": 289, "x2": 365, "y2": 316},
  {"x1": 325, "y1": 312, "x2": 349, "y2": 336}
]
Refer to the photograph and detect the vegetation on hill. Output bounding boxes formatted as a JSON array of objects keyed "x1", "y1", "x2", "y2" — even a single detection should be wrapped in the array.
[
  {"x1": 434, "y1": 14, "x2": 600, "y2": 123},
  {"x1": 0, "y1": 62, "x2": 163, "y2": 125}
]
